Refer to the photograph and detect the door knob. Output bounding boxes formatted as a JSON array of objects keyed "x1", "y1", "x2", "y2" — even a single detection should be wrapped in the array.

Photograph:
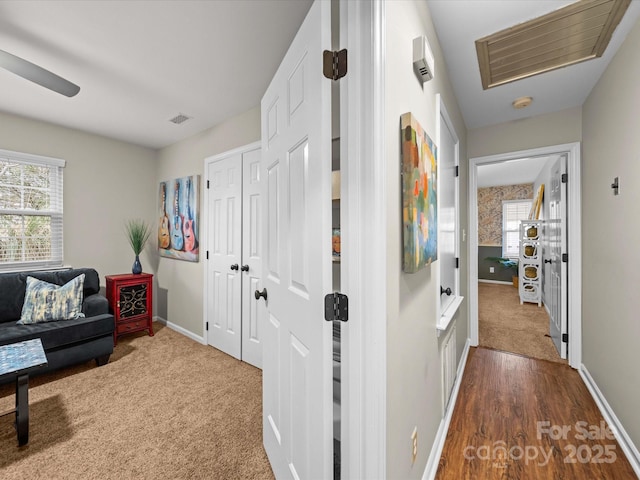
[
  {"x1": 241, "y1": 265, "x2": 249, "y2": 272},
  {"x1": 255, "y1": 288, "x2": 268, "y2": 301},
  {"x1": 544, "y1": 259, "x2": 552, "y2": 264},
  {"x1": 441, "y1": 286, "x2": 452, "y2": 296},
  {"x1": 230, "y1": 264, "x2": 239, "y2": 271}
]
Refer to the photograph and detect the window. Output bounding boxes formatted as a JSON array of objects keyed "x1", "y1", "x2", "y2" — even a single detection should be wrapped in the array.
[
  {"x1": 502, "y1": 199, "x2": 532, "y2": 258},
  {"x1": 0, "y1": 149, "x2": 65, "y2": 271}
]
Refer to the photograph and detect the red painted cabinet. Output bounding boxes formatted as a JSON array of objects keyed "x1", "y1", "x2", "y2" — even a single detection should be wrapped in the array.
[{"x1": 105, "y1": 273, "x2": 154, "y2": 345}]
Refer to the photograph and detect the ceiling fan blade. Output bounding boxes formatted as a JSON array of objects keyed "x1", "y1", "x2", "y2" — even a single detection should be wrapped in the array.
[{"x1": 0, "y1": 49, "x2": 80, "y2": 97}]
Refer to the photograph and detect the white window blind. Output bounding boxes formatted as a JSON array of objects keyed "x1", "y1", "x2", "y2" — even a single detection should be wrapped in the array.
[
  {"x1": 502, "y1": 199, "x2": 532, "y2": 258},
  {"x1": 0, "y1": 149, "x2": 65, "y2": 271}
]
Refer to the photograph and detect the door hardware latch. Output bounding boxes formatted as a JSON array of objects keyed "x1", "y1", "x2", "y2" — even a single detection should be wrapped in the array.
[{"x1": 440, "y1": 286, "x2": 452, "y2": 296}]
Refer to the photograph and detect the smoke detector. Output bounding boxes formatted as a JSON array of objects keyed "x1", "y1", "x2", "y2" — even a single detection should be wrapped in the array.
[
  {"x1": 413, "y1": 36, "x2": 435, "y2": 84},
  {"x1": 512, "y1": 96, "x2": 533, "y2": 109}
]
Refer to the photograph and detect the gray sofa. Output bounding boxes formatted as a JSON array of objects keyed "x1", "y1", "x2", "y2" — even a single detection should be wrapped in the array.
[{"x1": 0, "y1": 268, "x2": 114, "y2": 382}]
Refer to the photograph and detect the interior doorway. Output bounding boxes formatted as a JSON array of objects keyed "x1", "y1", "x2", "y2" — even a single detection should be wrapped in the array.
[
  {"x1": 476, "y1": 155, "x2": 563, "y2": 362},
  {"x1": 469, "y1": 143, "x2": 582, "y2": 369}
]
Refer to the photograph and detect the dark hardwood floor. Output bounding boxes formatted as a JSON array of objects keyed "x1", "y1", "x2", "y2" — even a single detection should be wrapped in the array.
[{"x1": 436, "y1": 347, "x2": 637, "y2": 479}]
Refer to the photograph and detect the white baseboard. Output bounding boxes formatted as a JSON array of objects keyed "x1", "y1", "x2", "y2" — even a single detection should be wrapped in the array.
[
  {"x1": 153, "y1": 316, "x2": 206, "y2": 345},
  {"x1": 579, "y1": 365, "x2": 640, "y2": 477},
  {"x1": 423, "y1": 338, "x2": 471, "y2": 480},
  {"x1": 478, "y1": 279, "x2": 512, "y2": 285}
]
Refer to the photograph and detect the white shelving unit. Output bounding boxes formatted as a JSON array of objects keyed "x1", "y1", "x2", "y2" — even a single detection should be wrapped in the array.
[{"x1": 519, "y1": 220, "x2": 543, "y2": 306}]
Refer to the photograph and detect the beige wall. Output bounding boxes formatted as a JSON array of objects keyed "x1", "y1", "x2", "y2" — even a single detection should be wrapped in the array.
[
  {"x1": 155, "y1": 107, "x2": 260, "y2": 337},
  {"x1": 468, "y1": 106, "x2": 582, "y2": 159},
  {"x1": 385, "y1": 2, "x2": 468, "y2": 477},
  {"x1": 582, "y1": 18, "x2": 640, "y2": 447},
  {"x1": 0, "y1": 111, "x2": 157, "y2": 283}
]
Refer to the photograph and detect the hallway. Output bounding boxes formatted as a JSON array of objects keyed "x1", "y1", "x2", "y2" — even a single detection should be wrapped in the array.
[{"x1": 435, "y1": 348, "x2": 637, "y2": 479}]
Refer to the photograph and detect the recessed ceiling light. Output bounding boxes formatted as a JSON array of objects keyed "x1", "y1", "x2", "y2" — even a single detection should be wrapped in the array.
[{"x1": 512, "y1": 96, "x2": 533, "y2": 109}]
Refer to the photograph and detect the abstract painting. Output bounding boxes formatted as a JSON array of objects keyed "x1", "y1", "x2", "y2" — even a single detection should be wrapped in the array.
[
  {"x1": 158, "y1": 175, "x2": 200, "y2": 262},
  {"x1": 401, "y1": 112, "x2": 437, "y2": 273}
]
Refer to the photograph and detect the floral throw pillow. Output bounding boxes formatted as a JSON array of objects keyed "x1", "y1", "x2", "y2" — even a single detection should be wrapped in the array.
[{"x1": 18, "y1": 274, "x2": 86, "y2": 324}]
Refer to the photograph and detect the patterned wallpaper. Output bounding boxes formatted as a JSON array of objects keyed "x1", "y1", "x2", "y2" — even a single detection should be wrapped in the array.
[{"x1": 478, "y1": 184, "x2": 533, "y2": 246}]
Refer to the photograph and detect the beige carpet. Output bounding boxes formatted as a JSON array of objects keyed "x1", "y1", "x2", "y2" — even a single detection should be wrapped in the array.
[
  {"x1": 478, "y1": 282, "x2": 565, "y2": 364},
  {"x1": 0, "y1": 323, "x2": 273, "y2": 480}
]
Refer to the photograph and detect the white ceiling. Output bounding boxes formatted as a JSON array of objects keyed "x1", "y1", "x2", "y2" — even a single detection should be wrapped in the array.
[
  {"x1": 428, "y1": 0, "x2": 640, "y2": 130},
  {"x1": 0, "y1": 0, "x2": 313, "y2": 149},
  {"x1": 477, "y1": 156, "x2": 555, "y2": 188},
  {"x1": 3, "y1": 1, "x2": 639, "y2": 151}
]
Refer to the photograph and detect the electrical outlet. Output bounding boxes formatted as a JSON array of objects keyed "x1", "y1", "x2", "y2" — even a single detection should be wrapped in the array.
[
  {"x1": 489, "y1": 266, "x2": 495, "y2": 273},
  {"x1": 411, "y1": 427, "x2": 418, "y2": 464}
]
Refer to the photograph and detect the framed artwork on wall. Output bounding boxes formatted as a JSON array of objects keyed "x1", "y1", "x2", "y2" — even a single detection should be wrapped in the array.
[
  {"x1": 401, "y1": 112, "x2": 438, "y2": 273},
  {"x1": 158, "y1": 175, "x2": 200, "y2": 262}
]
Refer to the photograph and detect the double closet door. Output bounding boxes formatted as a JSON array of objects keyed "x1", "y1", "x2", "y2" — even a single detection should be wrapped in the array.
[{"x1": 205, "y1": 143, "x2": 263, "y2": 369}]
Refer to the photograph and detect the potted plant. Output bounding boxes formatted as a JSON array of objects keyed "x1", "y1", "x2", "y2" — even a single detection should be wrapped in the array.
[
  {"x1": 485, "y1": 256, "x2": 519, "y2": 288},
  {"x1": 125, "y1": 219, "x2": 151, "y2": 274}
]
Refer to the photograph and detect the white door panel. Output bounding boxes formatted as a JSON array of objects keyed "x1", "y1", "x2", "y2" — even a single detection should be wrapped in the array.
[
  {"x1": 207, "y1": 154, "x2": 242, "y2": 360},
  {"x1": 548, "y1": 155, "x2": 567, "y2": 359},
  {"x1": 242, "y1": 147, "x2": 264, "y2": 369},
  {"x1": 439, "y1": 112, "x2": 457, "y2": 312},
  {"x1": 261, "y1": 1, "x2": 333, "y2": 478}
]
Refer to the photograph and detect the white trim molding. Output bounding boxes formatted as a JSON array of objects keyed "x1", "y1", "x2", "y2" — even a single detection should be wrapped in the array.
[
  {"x1": 468, "y1": 142, "x2": 582, "y2": 368},
  {"x1": 580, "y1": 365, "x2": 640, "y2": 477},
  {"x1": 341, "y1": 0, "x2": 386, "y2": 478},
  {"x1": 423, "y1": 339, "x2": 471, "y2": 480},
  {"x1": 478, "y1": 279, "x2": 512, "y2": 285},
  {"x1": 154, "y1": 316, "x2": 206, "y2": 345}
]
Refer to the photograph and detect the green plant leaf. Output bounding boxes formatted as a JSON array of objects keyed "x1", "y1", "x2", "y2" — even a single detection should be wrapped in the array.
[{"x1": 125, "y1": 219, "x2": 151, "y2": 255}]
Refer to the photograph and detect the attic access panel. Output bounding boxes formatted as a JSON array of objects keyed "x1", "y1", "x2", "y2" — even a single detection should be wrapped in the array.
[{"x1": 475, "y1": 0, "x2": 630, "y2": 90}]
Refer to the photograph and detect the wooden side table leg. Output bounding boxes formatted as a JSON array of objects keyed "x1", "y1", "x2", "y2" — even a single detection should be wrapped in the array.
[{"x1": 15, "y1": 374, "x2": 29, "y2": 446}]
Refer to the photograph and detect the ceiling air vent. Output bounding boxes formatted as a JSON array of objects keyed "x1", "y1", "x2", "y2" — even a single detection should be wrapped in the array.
[
  {"x1": 475, "y1": 0, "x2": 631, "y2": 90},
  {"x1": 169, "y1": 113, "x2": 191, "y2": 125}
]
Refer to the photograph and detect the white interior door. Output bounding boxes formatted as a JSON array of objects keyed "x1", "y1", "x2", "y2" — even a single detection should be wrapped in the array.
[
  {"x1": 241, "y1": 147, "x2": 264, "y2": 369},
  {"x1": 548, "y1": 155, "x2": 567, "y2": 358},
  {"x1": 207, "y1": 153, "x2": 242, "y2": 360},
  {"x1": 439, "y1": 109, "x2": 457, "y2": 313},
  {"x1": 260, "y1": 1, "x2": 333, "y2": 478}
]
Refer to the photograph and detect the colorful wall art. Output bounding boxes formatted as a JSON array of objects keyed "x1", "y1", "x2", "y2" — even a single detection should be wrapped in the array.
[
  {"x1": 158, "y1": 175, "x2": 200, "y2": 262},
  {"x1": 401, "y1": 112, "x2": 438, "y2": 273}
]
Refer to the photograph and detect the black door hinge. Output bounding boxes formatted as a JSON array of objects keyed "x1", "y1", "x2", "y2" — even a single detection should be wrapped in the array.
[
  {"x1": 455, "y1": 257, "x2": 459, "y2": 269},
  {"x1": 455, "y1": 166, "x2": 459, "y2": 177},
  {"x1": 206, "y1": 251, "x2": 209, "y2": 260},
  {"x1": 562, "y1": 333, "x2": 568, "y2": 343},
  {"x1": 323, "y1": 49, "x2": 347, "y2": 81},
  {"x1": 207, "y1": 180, "x2": 210, "y2": 189},
  {"x1": 324, "y1": 292, "x2": 348, "y2": 322},
  {"x1": 562, "y1": 253, "x2": 568, "y2": 263},
  {"x1": 206, "y1": 322, "x2": 209, "y2": 331},
  {"x1": 561, "y1": 173, "x2": 568, "y2": 183}
]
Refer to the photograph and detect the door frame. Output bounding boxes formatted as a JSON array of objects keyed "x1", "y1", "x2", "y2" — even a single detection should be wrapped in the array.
[
  {"x1": 340, "y1": 0, "x2": 386, "y2": 478},
  {"x1": 468, "y1": 142, "x2": 582, "y2": 369},
  {"x1": 202, "y1": 140, "x2": 262, "y2": 349}
]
